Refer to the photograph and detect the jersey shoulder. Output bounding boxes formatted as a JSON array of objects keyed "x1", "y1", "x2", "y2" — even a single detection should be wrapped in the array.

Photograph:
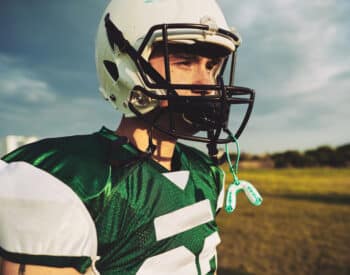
[
  {"x1": 176, "y1": 142, "x2": 223, "y2": 177},
  {"x1": 177, "y1": 142, "x2": 213, "y2": 167},
  {"x1": 177, "y1": 143, "x2": 226, "y2": 209},
  {"x1": 2, "y1": 129, "x2": 112, "y2": 201}
]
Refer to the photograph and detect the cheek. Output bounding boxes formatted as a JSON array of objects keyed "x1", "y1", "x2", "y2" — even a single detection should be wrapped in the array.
[
  {"x1": 149, "y1": 57, "x2": 166, "y2": 78},
  {"x1": 170, "y1": 68, "x2": 193, "y2": 84}
]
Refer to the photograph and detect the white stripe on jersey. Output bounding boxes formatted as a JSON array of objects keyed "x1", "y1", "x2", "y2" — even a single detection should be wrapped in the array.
[{"x1": 154, "y1": 199, "x2": 213, "y2": 241}]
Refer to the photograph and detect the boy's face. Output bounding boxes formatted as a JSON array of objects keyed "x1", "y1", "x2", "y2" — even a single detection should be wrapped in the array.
[
  {"x1": 147, "y1": 43, "x2": 229, "y2": 134},
  {"x1": 149, "y1": 43, "x2": 227, "y2": 98}
]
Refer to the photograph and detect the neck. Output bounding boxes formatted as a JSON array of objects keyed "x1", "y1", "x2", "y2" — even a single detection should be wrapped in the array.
[{"x1": 115, "y1": 117, "x2": 177, "y2": 171}]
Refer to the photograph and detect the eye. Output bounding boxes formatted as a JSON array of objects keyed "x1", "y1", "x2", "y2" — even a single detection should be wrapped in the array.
[
  {"x1": 174, "y1": 60, "x2": 192, "y2": 66},
  {"x1": 170, "y1": 53, "x2": 197, "y2": 69},
  {"x1": 172, "y1": 56, "x2": 196, "y2": 68},
  {"x1": 171, "y1": 60, "x2": 195, "y2": 71},
  {"x1": 206, "y1": 59, "x2": 221, "y2": 71}
]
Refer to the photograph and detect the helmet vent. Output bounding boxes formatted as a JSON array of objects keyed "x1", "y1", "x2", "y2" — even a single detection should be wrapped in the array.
[
  {"x1": 103, "y1": 60, "x2": 119, "y2": 82},
  {"x1": 109, "y1": 94, "x2": 117, "y2": 102}
]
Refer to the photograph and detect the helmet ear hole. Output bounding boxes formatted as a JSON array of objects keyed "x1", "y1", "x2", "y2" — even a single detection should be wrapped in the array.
[{"x1": 103, "y1": 60, "x2": 119, "y2": 82}]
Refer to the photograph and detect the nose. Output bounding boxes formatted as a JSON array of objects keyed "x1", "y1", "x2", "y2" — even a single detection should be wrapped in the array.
[
  {"x1": 194, "y1": 62, "x2": 216, "y2": 84},
  {"x1": 191, "y1": 64, "x2": 216, "y2": 96}
]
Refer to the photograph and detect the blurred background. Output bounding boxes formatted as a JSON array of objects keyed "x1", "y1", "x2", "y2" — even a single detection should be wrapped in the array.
[{"x1": 0, "y1": 0, "x2": 349, "y2": 274}]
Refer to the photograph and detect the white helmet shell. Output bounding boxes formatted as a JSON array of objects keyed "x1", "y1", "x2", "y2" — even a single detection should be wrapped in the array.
[{"x1": 95, "y1": 0, "x2": 241, "y2": 117}]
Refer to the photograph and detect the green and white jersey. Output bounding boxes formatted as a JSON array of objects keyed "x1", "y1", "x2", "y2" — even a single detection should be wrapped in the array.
[{"x1": 1, "y1": 127, "x2": 225, "y2": 275}]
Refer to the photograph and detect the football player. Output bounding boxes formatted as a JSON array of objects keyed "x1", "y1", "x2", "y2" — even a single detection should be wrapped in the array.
[{"x1": 0, "y1": 0, "x2": 256, "y2": 274}]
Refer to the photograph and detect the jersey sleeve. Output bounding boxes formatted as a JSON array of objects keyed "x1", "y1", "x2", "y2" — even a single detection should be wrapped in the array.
[
  {"x1": 1, "y1": 133, "x2": 111, "y2": 202},
  {"x1": 0, "y1": 160, "x2": 99, "y2": 274},
  {"x1": 0, "y1": 132, "x2": 116, "y2": 274}
]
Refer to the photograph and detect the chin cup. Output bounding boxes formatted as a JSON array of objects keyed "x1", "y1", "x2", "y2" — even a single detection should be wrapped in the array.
[{"x1": 170, "y1": 100, "x2": 229, "y2": 131}]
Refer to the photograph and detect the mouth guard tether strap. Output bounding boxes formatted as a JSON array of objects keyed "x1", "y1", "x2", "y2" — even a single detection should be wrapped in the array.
[{"x1": 224, "y1": 133, "x2": 263, "y2": 213}]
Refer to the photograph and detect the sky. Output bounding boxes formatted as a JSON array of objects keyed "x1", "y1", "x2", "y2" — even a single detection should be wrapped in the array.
[{"x1": 0, "y1": 0, "x2": 349, "y2": 154}]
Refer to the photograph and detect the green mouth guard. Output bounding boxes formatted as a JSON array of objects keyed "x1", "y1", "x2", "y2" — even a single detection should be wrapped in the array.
[{"x1": 224, "y1": 135, "x2": 263, "y2": 213}]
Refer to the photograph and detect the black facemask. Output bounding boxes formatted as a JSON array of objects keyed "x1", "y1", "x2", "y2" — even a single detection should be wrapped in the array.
[{"x1": 169, "y1": 98, "x2": 229, "y2": 131}]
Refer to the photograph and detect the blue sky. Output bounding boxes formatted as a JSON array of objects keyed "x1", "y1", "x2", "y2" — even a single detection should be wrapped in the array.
[{"x1": 0, "y1": 0, "x2": 349, "y2": 154}]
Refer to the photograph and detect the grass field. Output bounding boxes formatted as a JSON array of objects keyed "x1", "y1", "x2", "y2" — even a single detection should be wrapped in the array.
[{"x1": 216, "y1": 167, "x2": 350, "y2": 275}]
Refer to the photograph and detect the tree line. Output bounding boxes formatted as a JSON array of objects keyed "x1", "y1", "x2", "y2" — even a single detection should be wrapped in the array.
[{"x1": 231, "y1": 144, "x2": 350, "y2": 168}]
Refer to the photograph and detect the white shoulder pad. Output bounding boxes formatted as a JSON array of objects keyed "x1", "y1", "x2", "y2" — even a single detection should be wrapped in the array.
[
  {"x1": 0, "y1": 160, "x2": 7, "y2": 170},
  {"x1": 0, "y1": 161, "x2": 99, "y2": 271}
]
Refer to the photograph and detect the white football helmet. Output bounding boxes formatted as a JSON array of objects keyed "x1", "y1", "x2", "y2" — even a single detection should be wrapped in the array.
[{"x1": 95, "y1": 0, "x2": 254, "y2": 154}]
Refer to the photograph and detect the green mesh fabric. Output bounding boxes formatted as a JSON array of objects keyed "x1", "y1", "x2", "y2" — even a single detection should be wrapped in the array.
[{"x1": 1, "y1": 127, "x2": 224, "y2": 275}]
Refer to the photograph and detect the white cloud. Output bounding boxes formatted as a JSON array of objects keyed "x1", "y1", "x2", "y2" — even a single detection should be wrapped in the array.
[
  {"x1": 0, "y1": 54, "x2": 120, "y2": 138},
  {"x1": 1, "y1": 94, "x2": 121, "y2": 138},
  {"x1": 217, "y1": 0, "x2": 350, "y2": 152},
  {"x1": 274, "y1": 2, "x2": 349, "y2": 96},
  {"x1": 0, "y1": 55, "x2": 56, "y2": 103},
  {"x1": 220, "y1": 0, "x2": 349, "y2": 95}
]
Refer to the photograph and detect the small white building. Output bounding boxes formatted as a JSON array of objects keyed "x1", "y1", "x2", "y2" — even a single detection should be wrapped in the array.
[{"x1": 0, "y1": 136, "x2": 38, "y2": 157}]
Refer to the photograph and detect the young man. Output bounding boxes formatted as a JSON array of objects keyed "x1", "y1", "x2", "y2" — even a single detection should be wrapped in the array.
[{"x1": 0, "y1": 0, "x2": 256, "y2": 274}]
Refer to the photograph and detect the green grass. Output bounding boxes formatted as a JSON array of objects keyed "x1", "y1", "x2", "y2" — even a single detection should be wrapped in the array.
[{"x1": 217, "y1": 167, "x2": 350, "y2": 275}]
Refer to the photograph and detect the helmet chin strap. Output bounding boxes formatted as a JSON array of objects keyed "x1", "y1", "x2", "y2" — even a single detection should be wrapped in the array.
[
  {"x1": 147, "y1": 126, "x2": 157, "y2": 155},
  {"x1": 145, "y1": 109, "x2": 164, "y2": 156},
  {"x1": 207, "y1": 129, "x2": 221, "y2": 159},
  {"x1": 224, "y1": 130, "x2": 263, "y2": 213}
]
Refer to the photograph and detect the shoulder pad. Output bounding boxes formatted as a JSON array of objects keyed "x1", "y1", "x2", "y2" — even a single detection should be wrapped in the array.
[
  {"x1": 2, "y1": 133, "x2": 111, "y2": 201},
  {"x1": 0, "y1": 160, "x2": 98, "y2": 273}
]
